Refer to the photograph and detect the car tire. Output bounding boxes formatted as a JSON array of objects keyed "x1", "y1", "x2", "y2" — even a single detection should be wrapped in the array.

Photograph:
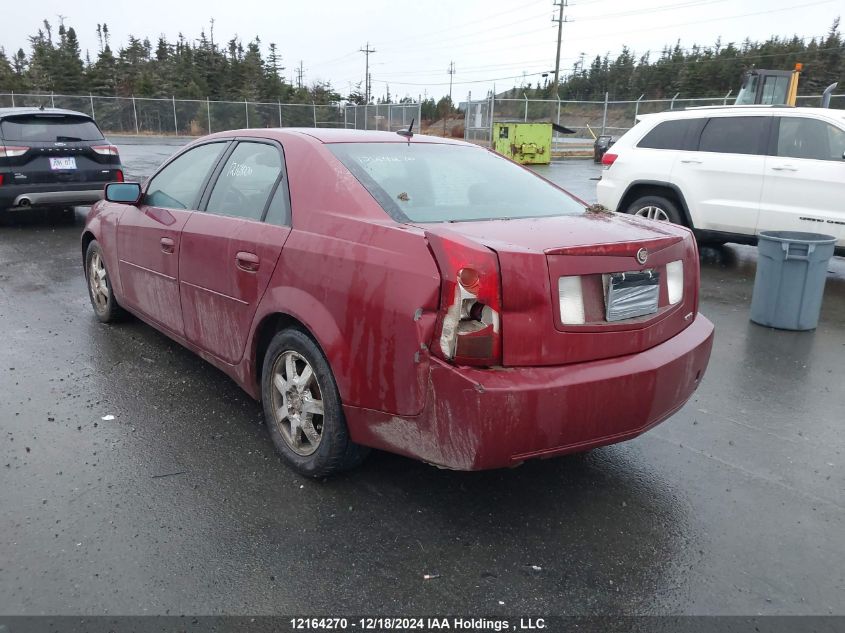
[
  {"x1": 626, "y1": 195, "x2": 684, "y2": 225},
  {"x1": 85, "y1": 240, "x2": 126, "y2": 323},
  {"x1": 261, "y1": 328, "x2": 369, "y2": 477}
]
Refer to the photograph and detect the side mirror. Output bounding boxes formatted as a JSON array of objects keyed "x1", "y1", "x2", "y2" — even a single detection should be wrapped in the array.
[{"x1": 104, "y1": 182, "x2": 142, "y2": 205}]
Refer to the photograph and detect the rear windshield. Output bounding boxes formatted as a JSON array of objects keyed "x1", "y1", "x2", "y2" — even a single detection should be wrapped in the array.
[
  {"x1": 328, "y1": 142, "x2": 585, "y2": 223},
  {"x1": 0, "y1": 114, "x2": 104, "y2": 142}
]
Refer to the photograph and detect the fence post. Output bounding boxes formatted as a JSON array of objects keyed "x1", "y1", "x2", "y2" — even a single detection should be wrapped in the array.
[
  {"x1": 278, "y1": 100, "x2": 283, "y2": 127},
  {"x1": 523, "y1": 92, "x2": 528, "y2": 122},
  {"x1": 601, "y1": 92, "x2": 609, "y2": 136},
  {"x1": 670, "y1": 92, "x2": 680, "y2": 110},
  {"x1": 489, "y1": 87, "x2": 496, "y2": 146},
  {"x1": 465, "y1": 91, "x2": 471, "y2": 139},
  {"x1": 354, "y1": 105, "x2": 358, "y2": 130},
  {"x1": 206, "y1": 98, "x2": 212, "y2": 133},
  {"x1": 312, "y1": 102, "x2": 317, "y2": 128},
  {"x1": 10, "y1": 91, "x2": 14, "y2": 107},
  {"x1": 244, "y1": 99, "x2": 249, "y2": 128},
  {"x1": 172, "y1": 96, "x2": 178, "y2": 134},
  {"x1": 132, "y1": 96, "x2": 139, "y2": 135},
  {"x1": 364, "y1": 103, "x2": 368, "y2": 130},
  {"x1": 50, "y1": 91, "x2": 55, "y2": 107},
  {"x1": 417, "y1": 102, "x2": 421, "y2": 131},
  {"x1": 556, "y1": 95, "x2": 561, "y2": 125},
  {"x1": 634, "y1": 93, "x2": 644, "y2": 125},
  {"x1": 723, "y1": 90, "x2": 732, "y2": 105},
  {"x1": 89, "y1": 93, "x2": 96, "y2": 120},
  {"x1": 388, "y1": 104, "x2": 392, "y2": 131},
  {"x1": 344, "y1": 105, "x2": 348, "y2": 129}
]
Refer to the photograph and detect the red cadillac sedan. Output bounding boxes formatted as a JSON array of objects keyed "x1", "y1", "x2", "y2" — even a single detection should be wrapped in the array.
[{"x1": 82, "y1": 128, "x2": 714, "y2": 476}]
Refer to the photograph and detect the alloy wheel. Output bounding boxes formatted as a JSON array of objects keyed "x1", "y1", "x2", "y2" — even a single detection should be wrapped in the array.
[
  {"x1": 634, "y1": 205, "x2": 670, "y2": 221},
  {"x1": 88, "y1": 251, "x2": 110, "y2": 313},
  {"x1": 270, "y1": 350, "x2": 325, "y2": 456}
]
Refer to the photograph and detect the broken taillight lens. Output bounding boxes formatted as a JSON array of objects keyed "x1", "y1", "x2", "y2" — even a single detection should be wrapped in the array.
[{"x1": 426, "y1": 232, "x2": 502, "y2": 367}]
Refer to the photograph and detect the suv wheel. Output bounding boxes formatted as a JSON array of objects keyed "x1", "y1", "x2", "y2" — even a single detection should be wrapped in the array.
[
  {"x1": 261, "y1": 328, "x2": 369, "y2": 477},
  {"x1": 626, "y1": 195, "x2": 684, "y2": 225}
]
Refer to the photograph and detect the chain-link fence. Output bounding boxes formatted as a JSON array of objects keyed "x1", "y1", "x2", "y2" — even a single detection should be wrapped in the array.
[
  {"x1": 343, "y1": 103, "x2": 422, "y2": 132},
  {"x1": 462, "y1": 91, "x2": 845, "y2": 145},
  {"x1": 0, "y1": 92, "x2": 421, "y2": 136}
]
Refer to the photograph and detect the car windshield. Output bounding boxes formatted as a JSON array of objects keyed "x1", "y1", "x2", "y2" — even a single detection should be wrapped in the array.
[
  {"x1": 328, "y1": 142, "x2": 585, "y2": 222},
  {"x1": 0, "y1": 114, "x2": 105, "y2": 142}
]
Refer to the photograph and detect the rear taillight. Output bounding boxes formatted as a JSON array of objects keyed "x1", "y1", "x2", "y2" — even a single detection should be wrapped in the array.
[
  {"x1": 92, "y1": 145, "x2": 119, "y2": 156},
  {"x1": 115, "y1": 170, "x2": 124, "y2": 182},
  {"x1": 601, "y1": 152, "x2": 617, "y2": 167},
  {"x1": 0, "y1": 174, "x2": 4, "y2": 187},
  {"x1": 666, "y1": 260, "x2": 684, "y2": 305},
  {"x1": 426, "y1": 232, "x2": 502, "y2": 367},
  {"x1": 0, "y1": 145, "x2": 29, "y2": 158},
  {"x1": 558, "y1": 276, "x2": 586, "y2": 324}
]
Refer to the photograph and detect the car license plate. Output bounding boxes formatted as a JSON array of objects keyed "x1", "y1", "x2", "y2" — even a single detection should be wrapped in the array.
[
  {"x1": 49, "y1": 157, "x2": 77, "y2": 170},
  {"x1": 605, "y1": 270, "x2": 660, "y2": 322}
]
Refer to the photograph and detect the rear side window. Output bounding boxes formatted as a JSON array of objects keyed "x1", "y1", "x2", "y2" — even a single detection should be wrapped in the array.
[
  {"x1": 146, "y1": 142, "x2": 226, "y2": 210},
  {"x1": 637, "y1": 119, "x2": 696, "y2": 150},
  {"x1": 205, "y1": 142, "x2": 283, "y2": 221},
  {"x1": 698, "y1": 116, "x2": 768, "y2": 155},
  {"x1": 776, "y1": 117, "x2": 845, "y2": 161},
  {"x1": 0, "y1": 114, "x2": 104, "y2": 142}
]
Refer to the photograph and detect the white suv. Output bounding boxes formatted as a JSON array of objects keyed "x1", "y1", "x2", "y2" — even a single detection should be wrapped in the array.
[{"x1": 596, "y1": 106, "x2": 845, "y2": 253}]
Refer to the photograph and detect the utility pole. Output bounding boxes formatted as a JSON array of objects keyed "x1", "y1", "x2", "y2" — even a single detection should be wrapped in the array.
[
  {"x1": 552, "y1": 1, "x2": 570, "y2": 94},
  {"x1": 296, "y1": 60, "x2": 305, "y2": 89},
  {"x1": 445, "y1": 61, "x2": 456, "y2": 136},
  {"x1": 360, "y1": 42, "x2": 376, "y2": 103}
]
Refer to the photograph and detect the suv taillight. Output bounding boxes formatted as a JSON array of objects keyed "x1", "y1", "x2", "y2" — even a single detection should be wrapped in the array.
[
  {"x1": 0, "y1": 145, "x2": 29, "y2": 158},
  {"x1": 92, "y1": 145, "x2": 119, "y2": 156},
  {"x1": 426, "y1": 232, "x2": 502, "y2": 367},
  {"x1": 601, "y1": 152, "x2": 617, "y2": 167}
]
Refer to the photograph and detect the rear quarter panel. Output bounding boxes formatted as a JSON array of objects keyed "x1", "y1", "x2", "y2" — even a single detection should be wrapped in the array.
[{"x1": 251, "y1": 135, "x2": 441, "y2": 416}]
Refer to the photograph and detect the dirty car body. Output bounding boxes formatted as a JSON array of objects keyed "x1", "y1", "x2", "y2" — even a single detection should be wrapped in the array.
[{"x1": 82, "y1": 128, "x2": 714, "y2": 474}]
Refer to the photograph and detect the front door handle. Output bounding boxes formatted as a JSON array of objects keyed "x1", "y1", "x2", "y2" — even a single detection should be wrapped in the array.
[
  {"x1": 771, "y1": 165, "x2": 798, "y2": 172},
  {"x1": 236, "y1": 251, "x2": 260, "y2": 272},
  {"x1": 160, "y1": 237, "x2": 175, "y2": 254},
  {"x1": 680, "y1": 159, "x2": 703, "y2": 164}
]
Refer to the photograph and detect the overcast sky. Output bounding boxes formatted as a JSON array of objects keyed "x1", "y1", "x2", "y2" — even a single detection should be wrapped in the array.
[{"x1": 0, "y1": 0, "x2": 840, "y2": 101}]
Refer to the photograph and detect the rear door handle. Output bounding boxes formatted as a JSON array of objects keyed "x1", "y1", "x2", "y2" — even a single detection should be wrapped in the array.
[
  {"x1": 160, "y1": 237, "x2": 175, "y2": 254},
  {"x1": 771, "y1": 165, "x2": 798, "y2": 172},
  {"x1": 680, "y1": 159, "x2": 703, "y2": 164},
  {"x1": 236, "y1": 251, "x2": 260, "y2": 272}
]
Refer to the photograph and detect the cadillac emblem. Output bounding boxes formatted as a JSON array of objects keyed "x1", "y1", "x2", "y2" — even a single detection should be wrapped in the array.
[{"x1": 636, "y1": 248, "x2": 649, "y2": 264}]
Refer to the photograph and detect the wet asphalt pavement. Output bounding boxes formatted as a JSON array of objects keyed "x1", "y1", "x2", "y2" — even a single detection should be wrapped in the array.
[{"x1": 1, "y1": 141, "x2": 844, "y2": 617}]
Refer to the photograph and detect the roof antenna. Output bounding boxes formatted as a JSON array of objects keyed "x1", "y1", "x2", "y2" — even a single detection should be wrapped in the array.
[{"x1": 396, "y1": 118, "x2": 415, "y2": 140}]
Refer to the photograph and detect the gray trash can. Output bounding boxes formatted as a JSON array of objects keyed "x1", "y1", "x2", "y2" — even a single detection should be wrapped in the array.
[{"x1": 750, "y1": 231, "x2": 836, "y2": 331}]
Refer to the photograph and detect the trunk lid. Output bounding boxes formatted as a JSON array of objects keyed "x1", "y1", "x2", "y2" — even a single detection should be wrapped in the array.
[{"x1": 420, "y1": 213, "x2": 699, "y2": 366}]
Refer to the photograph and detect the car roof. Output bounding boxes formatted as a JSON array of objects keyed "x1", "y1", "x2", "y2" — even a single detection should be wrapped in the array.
[
  {"x1": 204, "y1": 127, "x2": 475, "y2": 146},
  {"x1": 638, "y1": 106, "x2": 845, "y2": 123},
  {"x1": 0, "y1": 107, "x2": 94, "y2": 121}
]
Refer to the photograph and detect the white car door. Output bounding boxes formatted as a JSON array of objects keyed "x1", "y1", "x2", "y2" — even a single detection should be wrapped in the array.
[
  {"x1": 671, "y1": 114, "x2": 772, "y2": 235},
  {"x1": 759, "y1": 115, "x2": 845, "y2": 246}
]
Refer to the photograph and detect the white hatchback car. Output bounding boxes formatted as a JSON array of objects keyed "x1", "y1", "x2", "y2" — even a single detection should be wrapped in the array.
[{"x1": 596, "y1": 106, "x2": 845, "y2": 254}]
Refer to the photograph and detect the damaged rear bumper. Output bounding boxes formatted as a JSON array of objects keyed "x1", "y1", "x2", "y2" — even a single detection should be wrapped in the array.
[{"x1": 346, "y1": 313, "x2": 714, "y2": 470}]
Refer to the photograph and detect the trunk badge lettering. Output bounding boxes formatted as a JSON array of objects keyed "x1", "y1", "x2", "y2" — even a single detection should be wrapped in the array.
[{"x1": 636, "y1": 248, "x2": 648, "y2": 264}]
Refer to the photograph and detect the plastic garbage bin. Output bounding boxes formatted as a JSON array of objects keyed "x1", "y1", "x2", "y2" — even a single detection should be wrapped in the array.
[{"x1": 750, "y1": 231, "x2": 836, "y2": 331}]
